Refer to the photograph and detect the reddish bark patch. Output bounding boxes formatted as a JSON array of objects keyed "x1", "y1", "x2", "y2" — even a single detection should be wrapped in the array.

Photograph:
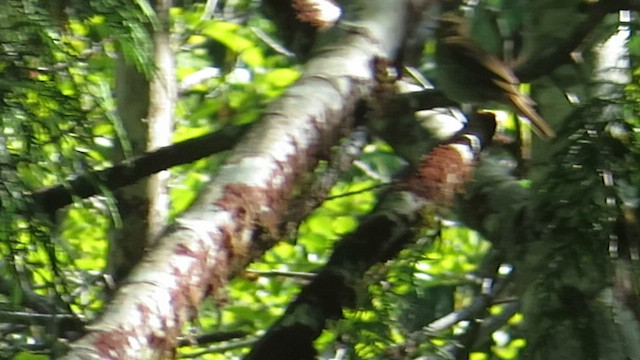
[
  {"x1": 216, "y1": 183, "x2": 281, "y2": 247},
  {"x1": 136, "y1": 302, "x2": 152, "y2": 322},
  {"x1": 148, "y1": 331, "x2": 167, "y2": 352},
  {"x1": 204, "y1": 226, "x2": 231, "y2": 296},
  {"x1": 174, "y1": 243, "x2": 196, "y2": 257},
  {"x1": 163, "y1": 238, "x2": 211, "y2": 314},
  {"x1": 94, "y1": 329, "x2": 135, "y2": 358}
]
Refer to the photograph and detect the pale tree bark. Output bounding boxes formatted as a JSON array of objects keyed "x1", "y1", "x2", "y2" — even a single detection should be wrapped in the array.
[
  {"x1": 109, "y1": 0, "x2": 175, "y2": 283},
  {"x1": 61, "y1": 1, "x2": 409, "y2": 358},
  {"x1": 146, "y1": 0, "x2": 175, "y2": 249}
]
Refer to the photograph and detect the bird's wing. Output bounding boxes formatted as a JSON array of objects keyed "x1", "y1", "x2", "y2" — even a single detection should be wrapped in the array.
[
  {"x1": 441, "y1": 36, "x2": 556, "y2": 139},
  {"x1": 442, "y1": 36, "x2": 519, "y2": 85}
]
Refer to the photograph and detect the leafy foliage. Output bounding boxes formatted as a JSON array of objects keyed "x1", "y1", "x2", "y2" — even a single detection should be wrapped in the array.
[
  {"x1": 0, "y1": 1, "x2": 638, "y2": 360},
  {"x1": 0, "y1": 0, "x2": 302, "y2": 357},
  {"x1": 0, "y1": 0, "x2": 162, "y2": 356}
]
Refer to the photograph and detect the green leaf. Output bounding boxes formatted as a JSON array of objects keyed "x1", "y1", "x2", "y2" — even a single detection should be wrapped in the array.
[
  {"x1": 12, "y1": 352, "x2": 49, "y2": 360},
  {"x1": 262, "y1": 68, "x2": 300, "y2": 88}
]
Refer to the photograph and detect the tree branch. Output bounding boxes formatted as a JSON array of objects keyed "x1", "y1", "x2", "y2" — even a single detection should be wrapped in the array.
[
  {"x1": 31, "y1": 124, "x2": 249, "y2": 215},
  {"x1": 177, "y1": 330, "x2": 247, "y2": 347},
  {"x1": 244, "y1": 189, "x2": 426, "y2": 360},
  {"x1": 244, "y1": 113, "x2": 496, "y2": 359},
  {"x1": 61, "y1": 1, "x2": 409, "y2": 358}
]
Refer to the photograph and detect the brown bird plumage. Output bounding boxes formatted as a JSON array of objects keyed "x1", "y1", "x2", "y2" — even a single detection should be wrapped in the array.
[{"x1": 435, "y1": 17, "x2": 556, "y2": 139}]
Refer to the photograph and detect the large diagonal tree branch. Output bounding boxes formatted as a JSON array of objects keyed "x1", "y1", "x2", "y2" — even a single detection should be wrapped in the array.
[
  {"x1": 61, "y1": 2, "x2": 408, "y2": 359},
  {"x1": 243, "y1": 113, "x2": 497, "y2": 359}
]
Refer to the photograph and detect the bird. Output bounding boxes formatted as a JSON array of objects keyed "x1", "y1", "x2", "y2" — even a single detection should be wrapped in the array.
[{"x1": 434, "y1": 15, "x2": 556, "y2": 139}]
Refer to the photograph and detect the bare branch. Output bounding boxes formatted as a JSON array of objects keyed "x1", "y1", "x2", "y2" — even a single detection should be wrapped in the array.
[{"x1": 31, "y1": 124, "x2": 249, "y2": 215}]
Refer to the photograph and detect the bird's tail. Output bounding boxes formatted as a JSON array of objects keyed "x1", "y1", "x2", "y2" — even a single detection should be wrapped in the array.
[{"x1": 497, "y1": 81, "x2": 556, "y2": 139}]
